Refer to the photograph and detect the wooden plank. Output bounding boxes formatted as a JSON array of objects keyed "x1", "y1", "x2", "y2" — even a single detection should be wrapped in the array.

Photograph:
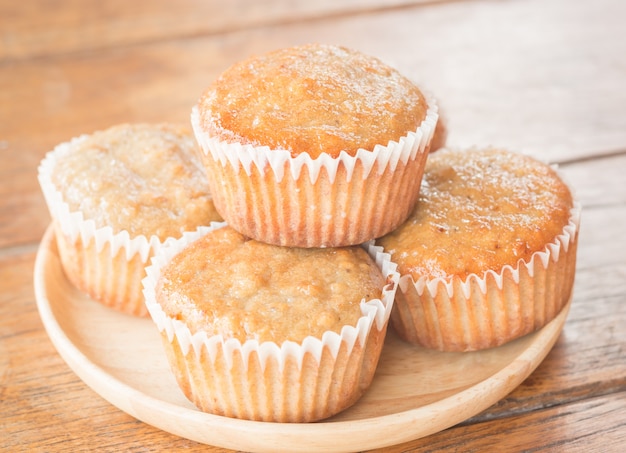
[
  {"x1": 2, "y1": 0, "x2": 625, "y2": 161},
  {"x1": 0, "y1": 0, "x2": 446, "y2": 61},
  {"x1": 558, "y1": 153, "x2": 626, "y2": 210},
  {"x1": 371, "y1": 392, "x2": 626, "y2": 452},
  {"x1": 1, "y1": 0, "x2": 625, "y2": 249}
]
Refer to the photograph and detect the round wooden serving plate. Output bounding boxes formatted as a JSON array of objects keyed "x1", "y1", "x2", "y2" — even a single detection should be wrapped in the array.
[{"x1": 34, "y1": 225, "x2": 571, "y2": 453}]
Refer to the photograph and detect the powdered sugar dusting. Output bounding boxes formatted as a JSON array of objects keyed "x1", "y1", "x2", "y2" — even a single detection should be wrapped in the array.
[
  {"x1": 47, "y1": 123, "x2": 221, "y2": 239},
  {"x1": 198, "y1": 44, "x2": 427, "y2": 158}
]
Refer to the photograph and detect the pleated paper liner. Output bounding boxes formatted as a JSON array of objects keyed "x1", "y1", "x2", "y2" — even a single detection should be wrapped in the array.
[
  {"x1": 142, "y1": 223, "x2": 400, "y2": 422},
  {"x1": 390, "y1": 202, "x2": 581, "y2": 352},
  {"x1": 38, "y1": 136, "x2": 184, "y2": 317},
  {"x1": 191, "y1": 95, "x2": 439, "y2": 248}
]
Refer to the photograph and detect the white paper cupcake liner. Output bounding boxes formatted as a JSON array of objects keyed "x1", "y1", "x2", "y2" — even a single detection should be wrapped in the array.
[
  {"x1": 192, "y1": 97, "x2": 439, "y2": 183},
  {"x1": 391, "y1": 201, "x2": 581, "y2": 352},
  {"x1": 37, "y1": 138, "x2": 182, "y2": 316},
  {"x1": 142, "y1": 223, "x2": 399, "y2": 422},
  {"x1": 191, "y1": 94, "x2": 439, "y2": 248}
]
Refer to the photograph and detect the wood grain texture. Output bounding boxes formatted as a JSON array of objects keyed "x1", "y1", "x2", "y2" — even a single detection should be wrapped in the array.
[
  {"x1": 2, "y1": 0, "x2": 626, "y2": 249},
  {"x1": 1, "y1": 0, "x2": 625, "y2": 451},
  {"x1": 0, "y1": 0, "x2": 446, "y2": 61},
  {"x1": 0, "y1": 251, "x2": 215, "y2": 452},
  {"x1": 371, "y1": 392, "x2": 626, "y2": 452}
]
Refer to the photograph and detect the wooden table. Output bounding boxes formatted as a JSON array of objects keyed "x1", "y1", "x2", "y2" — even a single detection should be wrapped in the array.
[{"x1": 2, "y1": 0, "x2": 625, "y2": 451}]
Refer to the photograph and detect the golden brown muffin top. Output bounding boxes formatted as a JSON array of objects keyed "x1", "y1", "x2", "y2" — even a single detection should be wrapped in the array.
[
  {"x1": 377, "y1": 148, "x2": 574, "y2": 280},
  {"x1": 156, "y1": 226, "x2": 386, "y2": 343},
  {"x1": 51, "y1": 123, "x2": 222, "y2": 239},
  {"x1": 197, "y1": 43, "x2": 428, "y2": 158}
]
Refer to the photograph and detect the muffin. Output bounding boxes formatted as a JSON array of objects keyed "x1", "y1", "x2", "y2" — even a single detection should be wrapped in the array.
[
  {"x1": 37, "y1": 123, "x2": 223, "y2": 316},
  {"x1": 377, "y1": 148, "x2": 581, "y2": 351},
  {"x1": 192, "y1": 43, "x2": 439, "y2": 247},
  {"x1": 142, "y1": 224, "x2": 399, "y2": 422}
]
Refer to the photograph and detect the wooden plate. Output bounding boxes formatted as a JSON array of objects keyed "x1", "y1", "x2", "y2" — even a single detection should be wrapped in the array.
[{"x1": 34, "y1": 225, "x2": 571, "y2": 453}]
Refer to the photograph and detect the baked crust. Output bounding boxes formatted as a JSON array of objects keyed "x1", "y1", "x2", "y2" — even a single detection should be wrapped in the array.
[
  {"x1": 379, "y1": 148, "x2": 574, "y2": 280},
  {"x1": 197, "y1": 43, "x2": 427, "y2": 158},
  {"x1": 377, "y1": 148, "x2": 579, "y2": 350},
  {"x1": 50, "y1": 123, "x2": 221, "y2": 239},
  {"x1": 156, "y1": 226, "x2": 386, "y2": 343},
  {"x1": 144, "y1": 226, "x2": 398, "y2": 421}
]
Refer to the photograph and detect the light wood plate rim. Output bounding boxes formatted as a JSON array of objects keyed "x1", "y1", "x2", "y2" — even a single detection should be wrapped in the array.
[{"x1": 34, "y1": 225, "x2": 571, "y2": 453}]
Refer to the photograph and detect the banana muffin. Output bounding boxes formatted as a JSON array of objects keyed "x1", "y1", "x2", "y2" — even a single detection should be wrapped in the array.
[
  {"x1": 192, "y1": 43, "x2": 439, "y2": 247},
  {"x1": 377, "y1": 147, "x2": 580, "y2": 351},
  {"x1": 143, "y1": 224, "x2": 399, "y2": 422},
  {"x1": 38, "y1": 123, "x2": 222, "y2": 316}
]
